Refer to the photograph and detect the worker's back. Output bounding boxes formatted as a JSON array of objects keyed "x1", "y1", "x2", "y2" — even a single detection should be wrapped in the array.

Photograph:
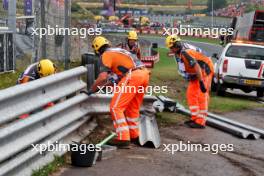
[
  {"x1": 17, "y1": 63, "x2": 40, "y2": 84},
  {"x1": 101, "y1": 48, "x2": 144, "y2": 76},
  {"x1": 180, "y1": 49, "x2": 214, "y2": 75}
]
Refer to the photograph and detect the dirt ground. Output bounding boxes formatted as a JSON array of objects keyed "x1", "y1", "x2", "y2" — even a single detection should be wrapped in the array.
[{"x1": 55, "y1": 108, "x2": 264, "y2": 176}]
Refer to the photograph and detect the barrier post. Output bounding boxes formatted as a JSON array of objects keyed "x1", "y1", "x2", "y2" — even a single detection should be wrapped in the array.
[{"x1": 81, "y1": 53, "x2": 96, "y2": 90}]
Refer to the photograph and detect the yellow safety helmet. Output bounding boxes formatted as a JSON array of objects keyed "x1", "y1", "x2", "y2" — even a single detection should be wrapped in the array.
[
  {"x1": 92, "y1": 36, "x2": 110, "y2": 54},
  {"x1": 128, "y1": 31, "x2": 138, "y2": 40},
  {"x1": 38, "y1": 59, "x2": 56, "y2": 77},
  {"x1": 165, "y1": 34, "x2": 181, "y2": 48}
]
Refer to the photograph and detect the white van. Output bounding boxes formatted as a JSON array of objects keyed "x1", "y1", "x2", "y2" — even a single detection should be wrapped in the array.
[{"x1": 212, "y1": 41, "x2": 264, "y2": 98}]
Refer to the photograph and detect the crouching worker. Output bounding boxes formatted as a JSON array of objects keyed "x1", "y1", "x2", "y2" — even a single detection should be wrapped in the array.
[
  {"x1": 90, "y1": 36, "x2": 150, "y2": 148},
  {"x1": 165, "y1": 35, "x2": 214, "y2": 128},
  {"x1": 17, "y1": 59, "x2": 57, "y2": 119}
]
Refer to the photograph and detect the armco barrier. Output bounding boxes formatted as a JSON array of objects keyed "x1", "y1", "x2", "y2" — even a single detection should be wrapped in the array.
[{"x1": 0, "y1": 66, "x2": 157, "y2": 176}]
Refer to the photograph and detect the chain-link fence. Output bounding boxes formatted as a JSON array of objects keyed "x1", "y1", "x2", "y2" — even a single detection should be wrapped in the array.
[
  {"x1": 0, "y1": 0, "x2": 8, "y2": 27},
  {"x1": 0, "y1": 1, "x2": 152, "y2": 66},
  {"x1": 0, "y1": 0, "x2": 26, "y2": 26},
  {"x1": 34, "y1": 0, "x2": 70, "y2": 63},
  {"x1": 0, "y1": 0, "x2": 71, "y2": 64}
]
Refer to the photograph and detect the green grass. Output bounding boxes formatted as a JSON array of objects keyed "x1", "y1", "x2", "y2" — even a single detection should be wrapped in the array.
[
  {"x1": 0, "y1": 71, "x2": 22, "y2": 90},
  {"x1": 0, "y1": 54, "x2": 31, "y2": 90},
  {"x1": 31, "y1": 156, "x2": 65, "y2": 176},
  {"x1": 181, "y1": 36, "x2": 220, "y2": 45},
  {"x1": 209, "y1": 96, "x2": 262, "y2": 114},
  {"x1": 152, "y1": 48, "x2": 263, "y2": 125}
]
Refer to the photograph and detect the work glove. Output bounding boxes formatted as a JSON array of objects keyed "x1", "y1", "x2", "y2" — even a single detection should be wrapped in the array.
[
  {"x1": 199, "y1": 81, "x2": 207, "y2": 93},
  {"x1": 81, "y1": 90, "x2": 94, "y2": 96},
  {"x1": 108, "y1": 73, "x2": 119, "y2": 84}
]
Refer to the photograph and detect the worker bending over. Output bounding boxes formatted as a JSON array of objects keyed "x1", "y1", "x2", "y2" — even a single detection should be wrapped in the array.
[{"x1": 90, "y1": 36, "x2": 149, "y2": 148}]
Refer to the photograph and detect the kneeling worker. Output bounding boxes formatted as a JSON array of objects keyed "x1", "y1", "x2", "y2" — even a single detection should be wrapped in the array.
[
  {"x1": 90, "y1": 36, "x2": 150, "y2": 148},
  {"x1": 18, "y1": 59, "x2": 56, "y2": 84},
  {"x1": 165, "y1": 35, "x2": 214, "y2": 128},
  {"x1": 17, "y1": 59, "x2": 57, "y2": 119}
]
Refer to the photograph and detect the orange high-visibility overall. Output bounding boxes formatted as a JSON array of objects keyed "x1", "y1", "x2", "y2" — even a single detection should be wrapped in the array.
[
  {"x1": 101, "y1": 48, "x2": 149, "y2": 141},
  {"x1": 180, "y1": 49, "x2": 214, "y2": 126}
]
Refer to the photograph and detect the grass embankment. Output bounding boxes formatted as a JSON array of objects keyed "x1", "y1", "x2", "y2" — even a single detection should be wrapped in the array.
[{"x1": 152, "y1": 48, "x2": 263, "y2": 125}]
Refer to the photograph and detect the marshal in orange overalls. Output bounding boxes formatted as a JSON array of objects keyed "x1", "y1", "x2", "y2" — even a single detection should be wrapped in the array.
[
  {"x1": 101, "y1": 48, "x2": 150, "y2": 141},
  {"x1": 180, "y1": 49, "x2": 214, "y2": 126}
]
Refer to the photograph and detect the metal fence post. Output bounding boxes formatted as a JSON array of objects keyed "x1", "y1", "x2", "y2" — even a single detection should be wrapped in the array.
[
  {"x1": 86, "y1": 64, "x2": 95, "y2": 90},
  {"x1": 94, "y1": 56, "x2": 100, "y2": 78},
  {"x1": 82, "y1": 53, "x2": 96, "y2": 90},
  {"x1": 32, "y1": 0, "x2": 39, "y2": 63},
  {"x1": 7, "y1": 0, "x2": 16, "y2": 70},
  {"x1": 64, "y1": 0, "x2": 70, "y2": 69},
  {"x1": 40, "y1": 0, "x2": 46, "y2": 58},
  {"x1": 8, "y1": 0, "x2": 16, "y2": 33}
]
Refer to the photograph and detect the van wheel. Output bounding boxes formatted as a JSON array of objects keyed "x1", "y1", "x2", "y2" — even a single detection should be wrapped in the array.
[
  {"x1": 216, "y1": 84, "x2": 226, "y2": 96},
  {"x1": 257, "y1": 90, "x2": 264, "y2": 98}
]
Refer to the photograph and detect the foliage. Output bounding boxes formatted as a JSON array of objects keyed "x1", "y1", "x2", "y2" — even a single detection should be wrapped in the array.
[
  {"x1": 32, "y1": 156, "x2": 65, "y2": 176},
  {"x1": 245, "y1": 4, "x2": 264, "y2": 13},
  {"x1": 71, "y1": 2, "x2": 82, "y2": 12},
  {"x1": 207, "y1": 0, "x2": 227, "y2": 11}
]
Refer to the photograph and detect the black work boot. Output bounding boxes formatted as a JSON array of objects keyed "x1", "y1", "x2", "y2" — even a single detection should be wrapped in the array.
[
  {"x1": 184, "y1": 120, "x2": 205, "y2": 129},
  {"x1": 131, "y1": 137, "x2": 141, "y2": 146}
]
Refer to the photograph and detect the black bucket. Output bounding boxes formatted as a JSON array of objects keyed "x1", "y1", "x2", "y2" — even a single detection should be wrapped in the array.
[{"x1": 71, "y1": 143, "x2": 97, "y2": 167}]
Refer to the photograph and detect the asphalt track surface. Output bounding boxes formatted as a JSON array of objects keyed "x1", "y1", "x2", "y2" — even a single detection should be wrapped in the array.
[
  {"x1": 55, "y1": 35, "x2": 264, "y2": 176},
  {"x1": 57, "y1": 109, "x2": 264, "y2": 176}
]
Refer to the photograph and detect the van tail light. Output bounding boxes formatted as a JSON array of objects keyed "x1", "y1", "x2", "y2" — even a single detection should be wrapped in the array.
[{"x1": 222, "y1": 59, "x2": 228, "y2": 73}]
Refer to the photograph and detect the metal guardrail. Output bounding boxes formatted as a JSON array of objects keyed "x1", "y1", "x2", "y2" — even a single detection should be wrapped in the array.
[
  {"x1": 154, "y1": 96, "x2": 264, "y2": 140},
  {"x1": 0, "y1": 66, "x2": 157, "y2": 176},
  {"x1": 0, "y1": 66, "x2": 87, "y2": 124},
  {"x1": 175, "y1": 104, "x2": 263, "y2": 140}
]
